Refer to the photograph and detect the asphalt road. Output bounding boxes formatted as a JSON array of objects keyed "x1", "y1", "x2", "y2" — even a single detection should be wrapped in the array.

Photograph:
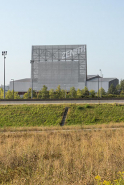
[{"x1": 1, "y1": 99, "x2": 124, "y2": 104}]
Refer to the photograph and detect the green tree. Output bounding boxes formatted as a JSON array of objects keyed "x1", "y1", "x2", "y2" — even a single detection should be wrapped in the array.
[
  {"x1": 61, "y1": 89, "x2": 66, "y2": 98},
  {"x1": 23, "y1": 88, "x2": 36, "y2": 99},
  {"x1": 49, "y1": 89, "x2": 56, "y2": 99},
  {"x1": 120, "y1": 80, "x2": 124, "y2": 91},
  {"x1": 0, "y1": 88, "x2": 3, "y2": 99},
  {"x1": 120, "y1": 90, "x2": 124, "y2": 96},
  {"x1": 77, "y1": 89, "x2": 82, "y2": 98},
  {"x1": 82, "y1": 86, "x2": 89, "y2": 96},
  {"x1": 116, "y1": 84, "x2": 121, "y2": 94},
  {"x1": 5, "y1": 90, "x2": 20, "y2": 99},
  {"x1": 14, "y1": 92, "x2": 20, "y2": 99},
  {"x1": 89, "y1": 89, "x2": 95, "y2": 97},
  {"x1": 97, "y1": 87, "x2": 106, "y2": 97},
  {"x1": 37, "y1": 85, "x2": 49, "y2": 99},
  {"x1": 69, "y1": 87, "x2": 76, "y2": 98},
  {"x1": 56, "y1": 85, "x2": 62, "y2": 99},
  {"x1": 107, "y1": 84, "x2": 117, "y2": 95},
  {"x1": 5, "y1": 90, "x2": 13, "y2": 99}
]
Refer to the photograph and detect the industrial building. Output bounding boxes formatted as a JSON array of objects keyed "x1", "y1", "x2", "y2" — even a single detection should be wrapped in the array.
[{"x1": 9, "y1": 45, "x2": 119, "y2": 94}]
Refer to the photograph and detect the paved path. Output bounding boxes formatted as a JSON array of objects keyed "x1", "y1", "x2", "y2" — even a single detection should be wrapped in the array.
[
  {"x1": 0, "y1": 127, "x2": 123, "y2": 134},
  {"x1": 1, "y1": 99, "x2": 124, "y2": 104}
]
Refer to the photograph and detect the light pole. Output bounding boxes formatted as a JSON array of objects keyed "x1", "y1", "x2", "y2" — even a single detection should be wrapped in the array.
[
  {"x1": 2, "y1": 51, "x2": 7, "y2": 99},
  {"x1": 99, "y1": 69, "x2": 103, "y2": 97},
  {"x1": 98, "y1": 74, "x2": 99, "y2": 98},
  {"x1": 30, "y1": 60, "x2": 34, "y2": 99},
  {"x1": 11, "y1": 79, "x2": 14, "y2": 99},
  {"x1": 64, "y1": 84, "x2": 66, "y2": 98}
]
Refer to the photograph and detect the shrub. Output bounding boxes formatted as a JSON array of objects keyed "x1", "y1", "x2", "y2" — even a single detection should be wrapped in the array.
[
  {"x1": 84, "y1": 104, "x2": 90, "y2": 108},
  {"x1": 77, "y1": 106, "x2": 84, "y2": 110}
]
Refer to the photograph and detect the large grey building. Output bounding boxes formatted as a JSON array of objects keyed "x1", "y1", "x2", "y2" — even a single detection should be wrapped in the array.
[
  {"x1": 31, "y1": 45, "x2": 87, "y2": 91},
  {"x1": 9, "y1": 45, "x2": 119, "y2": 94}
]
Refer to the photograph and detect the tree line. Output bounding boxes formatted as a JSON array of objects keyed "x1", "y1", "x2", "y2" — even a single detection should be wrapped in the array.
[{"x1": 0, "y1": 79, "x2": 124, "y2": 99}]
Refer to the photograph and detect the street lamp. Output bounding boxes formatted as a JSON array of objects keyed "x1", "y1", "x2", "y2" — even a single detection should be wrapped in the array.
[
  {"x1": 11, "y1": 79, "x2": 14, "y2": 99},
  {"x1": 2, "y1": 51, "x2": 7, "y2": 99},
  {"x1": 64, "y1": 84, "x2": 66, "y2": 98},
  {"x1": 30, "y1": 60, "x2": 34, "y2": 99},
  {"x1": 99, "y1": 69, "x2": 103, "y2": 97},
  {"x1": 98, "y1": 74, "x2": 99, "y2": 98}
]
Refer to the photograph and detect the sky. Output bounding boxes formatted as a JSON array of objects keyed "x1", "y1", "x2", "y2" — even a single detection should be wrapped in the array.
[{"x1": 0, "y1": 0, "x2": 124, "y2": 85}]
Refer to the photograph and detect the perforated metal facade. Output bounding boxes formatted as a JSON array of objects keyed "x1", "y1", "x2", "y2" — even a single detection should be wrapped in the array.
[{"x1": 31, "y1": 45, "x2": 87, "y2": 90}]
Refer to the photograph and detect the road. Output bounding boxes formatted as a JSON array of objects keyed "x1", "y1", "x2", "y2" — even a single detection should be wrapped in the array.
[
  {"x1": 1, "y1": 99, "x2": 124, "y2": 104},
  {"x1": 0, "y1": 127, "x2": 123, "y2": 134}
]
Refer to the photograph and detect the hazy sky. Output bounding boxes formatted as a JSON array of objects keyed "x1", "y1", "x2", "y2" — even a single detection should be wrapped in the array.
[{"x1": 0, "y1": 0, "x2": 124, "y2": 85}]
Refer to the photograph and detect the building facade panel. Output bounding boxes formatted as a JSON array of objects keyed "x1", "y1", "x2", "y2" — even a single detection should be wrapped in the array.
[
  {"x1": 32, "y1": 45, "x2": 87, "y2": 91},
  {"x1": 10, "y1": 80, "x2": 31, "y2": 92}
]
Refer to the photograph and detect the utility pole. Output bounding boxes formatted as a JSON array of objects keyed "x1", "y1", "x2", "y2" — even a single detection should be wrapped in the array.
[
  {"x1": 30, "y1": 60, "x2": 34, "y2": 99},
  {"x1": 98, "y1": 75, "x2": 99, "y2": 98},
  {"x1": 11, "y1": 79, "x2": 14, "y2": 99},
  {"x1": 2, "y1": 51, "x2": 7, "y2": 99},
  {"x1": 99, "y1": 69, "x2": 103, "y2": 97},
  {"x1": 64, "y1": 84, "x2": 66, "y2": 98}
]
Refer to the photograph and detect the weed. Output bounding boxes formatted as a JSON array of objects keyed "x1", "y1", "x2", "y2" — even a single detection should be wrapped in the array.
[{"x1": 0, "y1": 129, "x2": 124, "y2": 184}]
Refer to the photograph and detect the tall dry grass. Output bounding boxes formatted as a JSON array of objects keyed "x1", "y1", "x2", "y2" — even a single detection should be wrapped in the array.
[{"x1": 0, "y1": 129, "x2": 124, "y2": 184}]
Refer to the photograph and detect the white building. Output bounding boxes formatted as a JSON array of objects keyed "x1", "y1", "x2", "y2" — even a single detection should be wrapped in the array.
[{"x1": 9, "y1": 75, "x2": 119, "y2": 95}]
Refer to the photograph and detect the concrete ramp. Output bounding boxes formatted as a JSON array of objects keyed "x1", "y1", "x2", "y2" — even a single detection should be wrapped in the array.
[{"x1": 60, "y1": 107, "x2": 69, "y2": 126}]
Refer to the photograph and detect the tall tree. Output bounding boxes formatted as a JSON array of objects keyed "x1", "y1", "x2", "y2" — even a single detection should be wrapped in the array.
[
  {"x1": 56, "y1": 85, "x2": 62, "y2": 99},
  {"x1": 89, "y1": 89, "x2": 95, "y2": 97},
  {"x1": 82, "y1": 86, "x2": 89, "y2": 96},
  {"x1": 38, "y1": 85, "x2": 49, "y2": 99},
  {"x1": 23, "y1": 88, "x2": 36, "y2": 99},
  {"x1": 0, "y1": 88, "x2": 3, "y2": 99},
  {"x1": 5, "y1": 90, "x2": 20, "y2": 99},
  {"x1": 77, "y1": 89, "x2": 82, "y2": 98},
  {"x1": 120, "y1": 80, "x2": 124, "y2": 91},
  {"x1": 116, "y1": 84, "x2": 121, "y2": 94},
  {"x1": 61, "y1": 89, "x2": 66, "y2": 99},
  {"x1": 107, "y1": 84, "x2": 117, "y2": 95},
  {"x1": 97, "y1": 87, "x2": 106, "y2": 97},
  {"x1": 120, "y1": 90, "x2": 124, "y2": 96},
  {"x1": 49, "y1": 89, "x2": 56, "y2": 99},
  {"x1": 69, "y1": 87, "x2": 76, "y2": 98}
]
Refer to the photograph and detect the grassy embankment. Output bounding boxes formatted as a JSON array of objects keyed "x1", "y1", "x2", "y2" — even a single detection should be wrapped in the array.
[
  {"x1": 0, "y1": 104, "x2": 64, "y2": 127},
  {"x1": 0, "y1": 129, "x2": 124, "y2": 184},
  {"x1": 0, "y1": 104, "x2": 124, "y2": 129},
  {"x1": 66, "y1": 103, "x2": 124, "y2": 125}
]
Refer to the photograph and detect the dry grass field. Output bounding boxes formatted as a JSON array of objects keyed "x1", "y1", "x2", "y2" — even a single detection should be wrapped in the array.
[{"x1": 0, "y1": 128, "x2": 124, "y2": 184}]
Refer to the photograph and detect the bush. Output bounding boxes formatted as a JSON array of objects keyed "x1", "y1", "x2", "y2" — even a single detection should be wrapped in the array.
[
  {"x1": 77, "y1": 106, "x2": 84, "y2": 110},
  {"x1": 84, "y1": 104, "x2": 90, "y2": 108}
]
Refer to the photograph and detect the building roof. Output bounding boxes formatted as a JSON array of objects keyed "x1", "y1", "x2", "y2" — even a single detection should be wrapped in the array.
[
  {"x1": 87, "y1": 75, "x2": 100, "y2": 80},
  {"x1": 12, "y1": 76, "x2": 118, "y2": 83},
  {"x1": 101, "y1": 78, "x2": 117, "y2": 82},
  {"x1": 13, "y1": 78, "x2": 31, "y2": 82},
  {"x1": 87, "y1": 75, "x2": 118, "y2": 82}
]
